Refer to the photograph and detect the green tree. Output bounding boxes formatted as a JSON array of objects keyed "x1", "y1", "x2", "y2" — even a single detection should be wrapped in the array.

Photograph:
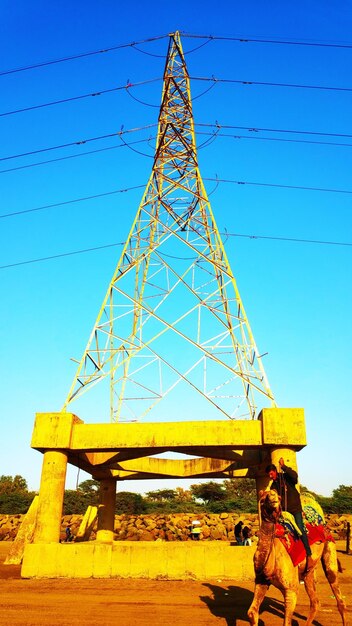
[
  {"x1": 222, "y1": 478, "x2": 257, "y2": 512},
  {"x1": 0, "y1": 475, "x2": 28, "y2": 494},
  {"x1": 0, "y1": 492, "x2": 34, "y2": 514},
  {"x1": 145, "y1": 489, "x2": 177, "y2": 502},
  {"x1": 63, "y1": 489, "x2": 94, "y2": 514},
  {"x1": 315, "y1": 495, "x2": 334, "y2": 513},
  {"x1": 115, "y1": 492, "x2": 146, "y2": 514},
  {"x1": 175, "y1": 487, "x2": 193, "y2": 503},
  {"x1": 190, "y1": 481, "x2": 226, "y2": 504},
  {"x1": 331, "y1": 485, "x2": 352, "y2": 513},
  {"x1": 77, "y1": 479, "x2": 100, "y2": 495},
  {"x1": 0, "y1": 475, "x2": 35, "y2": 514}
]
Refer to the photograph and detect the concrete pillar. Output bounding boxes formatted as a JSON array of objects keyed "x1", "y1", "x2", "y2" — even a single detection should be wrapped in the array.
[
  {"x1": 271, "y1": 447, "x2": 302, "y2": 489},
  {"x1": 33, "y1": 450, "x2": 68, "y2": 543},
  {"x1": 271, "y1": 448, "x2": 298, "y2": 473},
  {"x1": 96, "y1": 478, "x2": 116, "y2": 543}
]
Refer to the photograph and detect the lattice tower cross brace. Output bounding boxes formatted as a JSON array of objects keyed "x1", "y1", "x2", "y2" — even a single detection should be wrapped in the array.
[{"x1": 63, "y1": 31, "x2": 276, "y2": 422}]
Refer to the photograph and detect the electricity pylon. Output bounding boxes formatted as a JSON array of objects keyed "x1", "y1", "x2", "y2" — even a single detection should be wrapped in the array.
[{"x1": 63, "y1": 31, "x2": 276, "y2": 423}]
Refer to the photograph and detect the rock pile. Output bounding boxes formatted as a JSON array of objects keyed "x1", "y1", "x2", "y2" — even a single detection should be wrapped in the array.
[
  {"x1": 113, "y1": 512, "x2": 257, "y2": 542},
  {"x1": 0, "y1": 512, "x2": 350, "y2": 542}
]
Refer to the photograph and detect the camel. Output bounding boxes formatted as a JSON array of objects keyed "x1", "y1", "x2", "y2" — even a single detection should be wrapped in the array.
[{"x1": 247, "y1": 489, "x2": 347, "y2": 626}]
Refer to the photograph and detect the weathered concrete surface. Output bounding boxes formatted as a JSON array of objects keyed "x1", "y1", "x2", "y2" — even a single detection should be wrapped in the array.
[
  {"x1": 30, "y1": 408, "x2": 306, "y2": 482},
  {"x1": 22, "y1": 541, "x2": 256, "y2": 580},
  {"x1": 4, "y1": 497, "x2": 38, "y2": 565}
]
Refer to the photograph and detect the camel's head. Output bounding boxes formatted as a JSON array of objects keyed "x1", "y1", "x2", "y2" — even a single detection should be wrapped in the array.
[{"x1": 259, "y1": 489, "x2": 282, "y2": 522}]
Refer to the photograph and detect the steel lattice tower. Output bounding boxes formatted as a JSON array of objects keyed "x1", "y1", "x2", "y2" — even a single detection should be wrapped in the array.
[{"x1": 63, "y1": 31, "x2": 276, "y2": 422}]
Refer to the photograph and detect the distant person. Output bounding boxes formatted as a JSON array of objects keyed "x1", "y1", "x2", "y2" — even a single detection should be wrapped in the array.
[
  {"x1": 234, "y1": 520, "x2": 244, "y2": 545},
  {"x1": 266, "y1": 457, "x2": 313, "y2": 569},
  {"x1": 242, "y1": 525, "x2": 252, "y2": 546},
  {"x1": 191, "y1": 520, "x2": 201, "y2": 540},
  {"x1": 65, "y1": 523, "x2": 74, "y2": 542}
]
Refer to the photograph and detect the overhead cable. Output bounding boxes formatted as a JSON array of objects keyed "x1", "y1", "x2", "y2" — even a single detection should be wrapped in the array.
[
  {"x1": 203, "y1": 176, "x2": 352, "y2": 195},
  {"x1": 0, "y1": 185, "x2": 146, "y2": 219},
  {"x1": 2, "y1": 174, "x2": 352, "y2": 221},
  {"x1": 0, "y1": 137, "x2": 156, "y2": 174},
  {"x1": 0, "y1": 35, "x2": 168, "y2": 76},
  {"x1": 2, "y1": 31, "x2": 352, "y2": 79},
  {"x1": 0, "y1": 242, "x2": 126, "y2": 269},
  {"x1": 197, "y1": 130, "x2": 352, "y2": 149},
  {"x1": 0, "y1": 124, "x2": 157, "y2": 162},
  {"x1": 197, "y1": 122, "x2": 352, "y2": 141},
  {"x1": 191, "y1": 75, "x2": 352, "y2": 93},
  {"x1": 3, "y1": 131, "x2": 351, "y2": 176},
  {"x1": 0, "y1": 77, "x2": 161, "y2": 117},
  {"x1": 182, "y1": 32, "x2": 352, "y2": 50},
  {"x1": 1, "y1": 231, "x2": 351, "y2": 270},
  {"x1": 3, "y1": 121, "x2": 352, "y2": 166},
  {"x1": 2, "y1": 72, "x2": 351, "y2": 119}
]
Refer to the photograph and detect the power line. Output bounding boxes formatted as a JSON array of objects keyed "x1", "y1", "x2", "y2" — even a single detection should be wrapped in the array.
[
  {"x1": 203, "y1": 176, "x2": 352, "y2": 195},
  {"x1": 0, "y1": 185, "x2": 146, "y2": 218},
  {"x1": 2, "y1": 174, "x2": 352, "y2": 221},
  {"x1": 191, "y1": 75, "x2": 352, "y2": 93},
  {"x1": 0, "y1": 124, "x2": 157, "y2": 162},
  {"x1": 0, "y1": 77, "x2": 161, "y2": 117},
  {"x1": 2, "y1": 72, "x2": 351, "y2": 119},
  {"x1": 3, "y1": 120, "x2": 352, "y2": 166},
  {"x1": 223, "y1": 232, "x2": 352, "y2": 246},
  {"x1": 197, "y1": 130, "x2": 352, "y2": 149},
  {"x1": 197, "y1": 122, "x2": 352, "y2": 141},
  {"x1": 0, "y1": 137, "x2": 156, "y2": 174},
  {"x1": 0, "y1": 242, "x2": 125, "y2": 269},
  {"x1": 2, "y1": 31, "x2": 352, "y2": 79},
  {"x1": 0, "y1": 35, "x2": 168, "y2": 76},
  {"x1": 2, "y1": 131, "x2": 349, "y2": 176},
  {"x1": 182, "y1": 32, "x2": 352, "y2": 50},
  {"x1": 1, "y1": 231, "x2": 350, "y2": 270},
  {"x1": 1, "y1": 131, "x2": 350, "y2": 176}
]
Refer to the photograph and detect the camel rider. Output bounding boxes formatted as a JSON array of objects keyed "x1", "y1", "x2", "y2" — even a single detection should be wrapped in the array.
[{"x1": 266, "y1": 457, "x2": 314, "y2": 570}]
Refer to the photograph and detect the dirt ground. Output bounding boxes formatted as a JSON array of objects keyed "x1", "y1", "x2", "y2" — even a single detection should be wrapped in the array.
[{"x1": 0, "y1": 542, "x2": 350, "y2": 626}]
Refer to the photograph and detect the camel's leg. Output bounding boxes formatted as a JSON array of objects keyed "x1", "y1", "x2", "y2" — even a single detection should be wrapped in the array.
[
  {"x1": 283, "y1": 588, "x2": 298, "y2": 626},
  {"x1": 247, "y1": 583, "x2": 269, "y2": 626},
  {"x1": 322, "y1": 542, "x2": 347, "y2": 625},
  {"x1": 303, "y1": 569, "x2": 320, "y2": 626}
]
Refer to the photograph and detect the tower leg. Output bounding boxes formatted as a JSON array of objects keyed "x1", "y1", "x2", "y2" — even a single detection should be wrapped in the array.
[
  {"x1": 96, "y1": 478, "x2": 116, "y2": 542},
  {"x1": 33, "y1": 450, "x2": 68, "y2": 543}
]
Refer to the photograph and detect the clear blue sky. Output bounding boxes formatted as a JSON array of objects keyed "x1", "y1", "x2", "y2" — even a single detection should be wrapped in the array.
[{"x1": 1, "y1": 1, "x2": 351, "y2": 497}]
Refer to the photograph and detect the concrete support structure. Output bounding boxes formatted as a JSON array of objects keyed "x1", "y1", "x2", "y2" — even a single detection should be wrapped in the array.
[
  {"x1": 21, "y1": 406, "x2": 307, "y2": 579},
  {"x1": 22, "y1": 541, "x2": 256, "y2": 580},
  {"x1": 33, "y1": 450, "x2": 68, "y2": 544},
  {"x1": 96, "y1": 478, "x2": 117, "y2": 543}
]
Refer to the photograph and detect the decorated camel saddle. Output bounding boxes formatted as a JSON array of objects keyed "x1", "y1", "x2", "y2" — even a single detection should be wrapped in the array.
[{"x1": 275, "y1": 492, "x2": 334, "y2": 566}]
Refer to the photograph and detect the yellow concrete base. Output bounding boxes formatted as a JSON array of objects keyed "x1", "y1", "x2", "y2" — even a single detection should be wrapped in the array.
[{"x1": 21, "y1": 541, "x2": 255, "y2": 581}]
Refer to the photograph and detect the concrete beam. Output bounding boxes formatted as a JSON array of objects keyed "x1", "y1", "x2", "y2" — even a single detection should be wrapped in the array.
[
  {"x1": 32, "y1": 413, "x2": 262, "y2": 451},
  {"x1": 99, "y1": 456, "x2": 256, "y2": 479},
  {"x1": 31, "y1": 408, "x2": 306, "y2": 480}
]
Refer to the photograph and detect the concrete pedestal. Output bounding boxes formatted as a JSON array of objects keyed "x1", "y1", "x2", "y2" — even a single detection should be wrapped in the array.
[{"x1": 21, "y1": 541, "x2": 256, "y2": 581}]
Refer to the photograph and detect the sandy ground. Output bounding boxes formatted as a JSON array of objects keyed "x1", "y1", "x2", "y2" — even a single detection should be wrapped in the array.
[{"x1": 0, "y1": 542, "x2": 351, "y2": 626}]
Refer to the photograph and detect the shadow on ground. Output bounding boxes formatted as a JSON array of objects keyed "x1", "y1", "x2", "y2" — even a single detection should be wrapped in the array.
[{"x1": 200, "y1": 583, "x2": 323, "y2": 626}]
